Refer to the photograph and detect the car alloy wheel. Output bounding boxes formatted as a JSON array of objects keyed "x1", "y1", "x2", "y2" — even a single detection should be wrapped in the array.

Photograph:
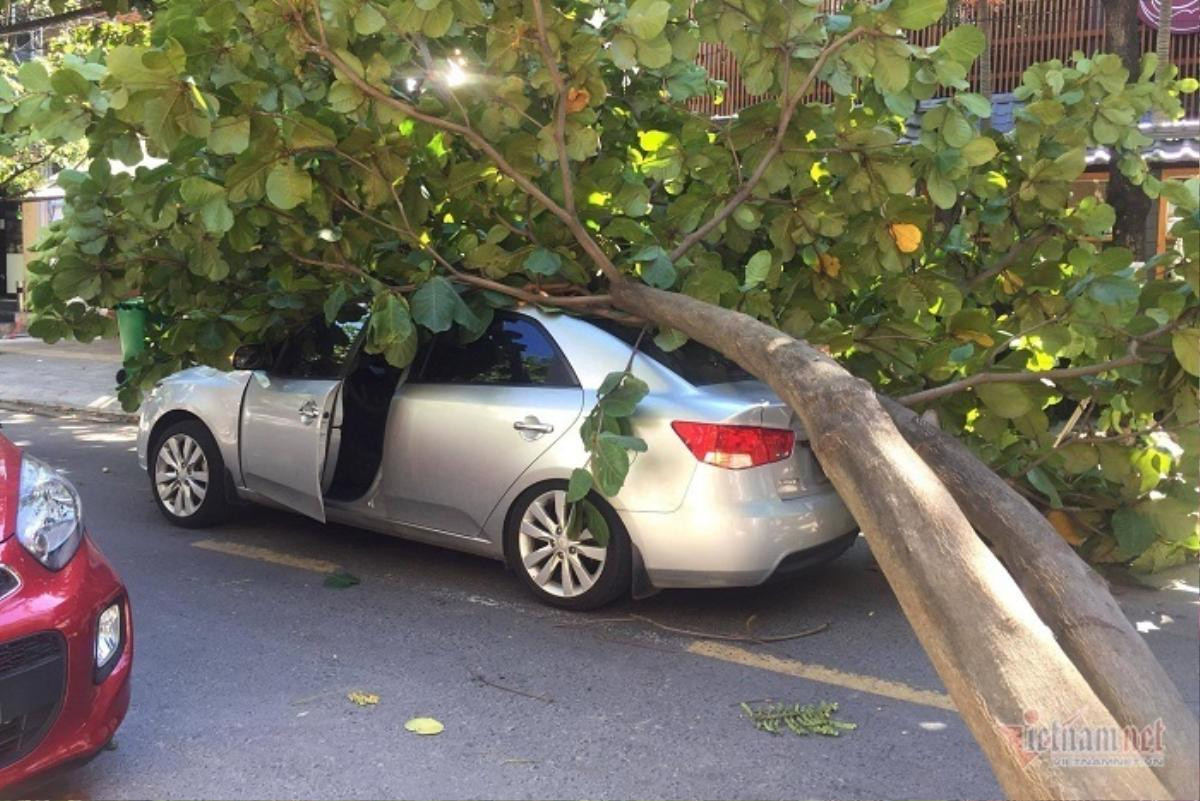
[
  {"x1": 516, "y1": 488, "x2": 608, "y2": 598},
  {"x1": 154, "y1": 433, "x2": 209, "y2": 518}
]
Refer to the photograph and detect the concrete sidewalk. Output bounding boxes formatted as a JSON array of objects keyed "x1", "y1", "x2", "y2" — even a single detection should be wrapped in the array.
[{"x1": 0, "y1": 335, "x2": 132, "y2": 419}]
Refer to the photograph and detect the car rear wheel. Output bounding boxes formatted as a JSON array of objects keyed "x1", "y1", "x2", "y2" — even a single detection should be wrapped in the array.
[
  {"x1": 150, "y1": 420, "x2": 230, "y2": 528},
  {"x1": 504, "y1": 482, "x2": 631, "y2": 611}
]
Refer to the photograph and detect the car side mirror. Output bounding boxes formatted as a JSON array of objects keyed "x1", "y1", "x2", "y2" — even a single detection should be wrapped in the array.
[{"x1": 232, "y1": 344, "x2": 271, "y2": 371}]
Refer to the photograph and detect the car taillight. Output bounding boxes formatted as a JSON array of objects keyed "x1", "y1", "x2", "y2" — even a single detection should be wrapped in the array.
[{"x1": 671, "y1": 421, "x2": 795, "y2": 469}]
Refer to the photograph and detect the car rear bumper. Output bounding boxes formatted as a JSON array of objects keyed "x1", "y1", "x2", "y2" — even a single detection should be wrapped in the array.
[
  {"x1": 622, "y1": 486, "x2": 858, "y2": 589},
  {"x1": 0, "y1": 534, "x2": 132, "y2": 791}
]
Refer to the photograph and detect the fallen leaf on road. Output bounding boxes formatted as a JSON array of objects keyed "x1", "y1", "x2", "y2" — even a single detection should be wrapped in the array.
[
  {"x1": 324, "y1": 571, "x2": 360, "y2": 589},
  {"x1": 741, "y1": 701, "x2": 856, "y2": 737},
  {"x1": 347, "y1": 691, "x2": 379, "y2": 707},
  {"x1": 405, "y1": 717, "x2": 444, "y2": 735}
]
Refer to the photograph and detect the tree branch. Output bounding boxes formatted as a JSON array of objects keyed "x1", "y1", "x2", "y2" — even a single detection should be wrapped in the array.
[
  {"x1": 531, "y1": 0, "x2": 576, "y2": 217},
  {"x1": 899, "y1": 314, "x2": 1194, "y2": 406},
  {"x1": 668, "y1": 27, "x2": 871, "y2": 263},
  {"x1": 0, "y1": 144, "x2": 65, "y2": 195},
  {"x1": 0, "y1": 3, "x2": 104, "y2": 36},
  {"x1": 964, "y1": 231, "x2": 1053, "y2": 291}
]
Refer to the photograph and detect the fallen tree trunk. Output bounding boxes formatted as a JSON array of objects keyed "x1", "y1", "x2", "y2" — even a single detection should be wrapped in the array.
[
  {"x1": 882, "y1": 398, "x2": 1199, "y2": 800},
  {"x1": 612, "y1": 280, "x2": 1169, "y2": 800}
]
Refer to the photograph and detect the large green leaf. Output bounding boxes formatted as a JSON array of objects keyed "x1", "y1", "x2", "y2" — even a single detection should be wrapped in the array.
[
  {"x1": 938, "y1": 25, "x2": 986, "y2": 65},
  {"x1": 975, "y1": 382, "x2": 1033, "y2": 419},
  {"x1": 265, "y1": 163, "x2": 312, "y2": 210},
  {"x1": 592, "y1": 437, "x2": 631, "y2": 496},
  {"x1": 1112, "y1": 508, "x2": 1157, "y2": 556},
  {"x1": 1172, "y1": 327, "x2": 1200, "y2": 377},
  {"x1": 410, "y1": 276, "x2": 461, "y2": 333},
  {"x1": 889, "y1": 0, "x2": 947, "y2": 30},
  {"x1": 208, "y1": 116, "x2": 250, "y2": 155},
  {"x1": 624, "y1": 0, "x2": 670, "y2": 40}
]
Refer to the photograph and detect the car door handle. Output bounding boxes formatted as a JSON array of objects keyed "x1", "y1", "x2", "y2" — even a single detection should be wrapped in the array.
[
  {"x1": 299, "y1": 399, "x2": 320, "y2": 423},
  {"x1": 513, "y1": 418, "x2": 554, "y2": 435}
]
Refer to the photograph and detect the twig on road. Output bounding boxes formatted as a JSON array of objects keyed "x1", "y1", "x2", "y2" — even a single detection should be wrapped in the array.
[
  {"x1": 470, "y1": 670, "x2": 554, "y2": 704},
  {"x1": 556, "y1": 613, "x2": 830, "y2": 644}
]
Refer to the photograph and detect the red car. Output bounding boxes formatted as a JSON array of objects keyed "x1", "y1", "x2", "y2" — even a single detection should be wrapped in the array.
[{"x1": 0, "y1": 431, "x2": 131, "y2": 791}]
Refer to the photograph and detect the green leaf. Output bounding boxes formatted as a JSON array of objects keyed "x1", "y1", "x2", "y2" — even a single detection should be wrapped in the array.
[
  {"x1": 611, "y1": 34, "x2": 639, "y2": 69},
  {"x1": 404, "y1": 717, "x2": 444, "y2": 735},
  {"x1": 889, "y1": 0, "x2": 947, "y2": 29},
  {"x1": 323, "y1": 571, "x2": 361, "y2": 588},
  {"x1": 1025, "y1": 466, "x2": 1062, "y2": 508},
  {"x1": 1112, "y1": 508, "x2": 1157, "y2": 556},
  {"x1": 265, "y1": 163, "x2": 312, "y2": 210},
  {"x1": 524, "y1": 248, "x2": 562, "y2": 276},
  {"x1": 208, "y1": 116, "x2": 251, "y2": 155},
  {"x1": 324, "y1": 285, "x2": 350, "y2": 325},
  {"x1": 599, "y1": 374, "x2": 649, "y2": 417},
  {"x1": 1172, "y1": 328, "x2": 1200, "y2": 377},
  {"x1": 582, "y1": 501, "x2": 610, "y2": 547},
  {"x1": 926, "y1": 172, "x2": 958, "y2": 209},
  {"x1": 592, "y1": 437, "x2": 631, "y2": 496},
  {"x1": 624, "y1": 0, "x2": 671, "y2": 40},
  {"x1": 641, "y1": 252, "x2": 676, "y2": 289},
  {"x1": 598, "y1": 431, "x2": 648, "y2": 452},
  {"x1": 285, "y1": 116, "x2": 338, "y2": 149},
  {"x1": 636, "y1": 35, "x2": 673, "y2": 69},
  {"x1": 743, "y1": 249, "x2": 773, "y2": 288},
  {"x1": 566, "y1": 468, "x2": 593, "y2": 503},
  {"x1": 941, "y1": 110, "x2": 974, "y2": 148},
  {"x1": 957, "y1": 92, "x2": 993, "y2": 118},
  {"x1": 179, "y1": 177, "x2": 225, "y2": 207},
  {"x1": 873, "y1": 39, "x2": 910, "y2": 94},
  {"x1": 1141, "y1": 496, "x2": 1199, "y2": 543},
  {"x1": 410, "y1": 276, "x2": 461, "y2": 333},
  {"x1": 938, "y1": 25, "x2": 986, "y2": 64},
  {"x1": 200, "y1": 199, "x2": 234, "y2": 233},
  {"x1": 17, "y1": 61, "x2": 52, "y2": 92},
  {"x1": 975, "y1": 383, "x2": 1033, "y2": 419},
  {"x1": 961, "y1": 136, "x2": 998, "y2": 166},
  {"x1": 354, "y1": 3, "x2": 386, "y2": 35}
]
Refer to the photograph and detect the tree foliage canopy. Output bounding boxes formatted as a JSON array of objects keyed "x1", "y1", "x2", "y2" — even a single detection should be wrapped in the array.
[{"x1": 4, "y1": 0, "x2": 1198, "y2": 569}]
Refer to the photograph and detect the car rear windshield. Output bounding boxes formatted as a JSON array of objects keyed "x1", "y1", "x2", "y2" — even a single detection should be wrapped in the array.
[{"x1": 590, "y1": 320, "x2": 751, "y2": 386}]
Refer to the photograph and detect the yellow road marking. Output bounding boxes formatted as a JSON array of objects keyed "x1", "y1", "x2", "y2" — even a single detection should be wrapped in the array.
[
  {"x1": 687, "y1": 641, "x2": 956, "y2": 712},
  {"x1": 191, "y1": 539, "x2": 340, "y2": 574}
]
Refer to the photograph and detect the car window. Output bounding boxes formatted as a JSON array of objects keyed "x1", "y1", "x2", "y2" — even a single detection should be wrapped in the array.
[
  {"x1": 417, "y1": 315, "x2": 576, "y2": 387},
  {"x1": 272, "y1": 306, "x2": 368, "y2": 380},
  {"x1": 589, "y1": 319, "x2": 751, "y2": 386}
]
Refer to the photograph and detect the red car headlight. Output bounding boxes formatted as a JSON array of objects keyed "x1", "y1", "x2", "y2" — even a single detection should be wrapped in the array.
[{"x1": 16, "y1": 454, "x2": 84, "y2": 570}]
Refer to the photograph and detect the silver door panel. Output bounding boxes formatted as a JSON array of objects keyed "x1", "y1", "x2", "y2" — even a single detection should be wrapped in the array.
[
  {"x1": 375, "y1": 384, "x2": 583, "y2": 537},
  {"x1": 239, "y1": 371, "x2": 340, "y2": 521}
]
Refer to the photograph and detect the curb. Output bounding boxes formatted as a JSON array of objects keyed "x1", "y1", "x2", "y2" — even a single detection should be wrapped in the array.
[{"x1": 0, "y1": 399, "x2": 137, "y2": 424}]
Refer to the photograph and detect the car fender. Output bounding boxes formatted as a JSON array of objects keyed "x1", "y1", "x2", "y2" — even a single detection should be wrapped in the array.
[
  {"x1": 478, "y1": 390, "x2": 704, "y2": 547},
  {"x1": 137, "y1": 367, "x2": 252, "y2": 483}
]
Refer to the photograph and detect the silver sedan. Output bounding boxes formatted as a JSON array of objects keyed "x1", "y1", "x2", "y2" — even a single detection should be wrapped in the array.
[{"x1": 137, "y1": 306, "x2": 858, "y2": 609}]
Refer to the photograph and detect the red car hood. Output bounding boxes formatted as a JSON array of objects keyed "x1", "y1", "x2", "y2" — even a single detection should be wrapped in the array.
[{"x1": 0, "y1": 432, "x2": 21, "y2": 541}]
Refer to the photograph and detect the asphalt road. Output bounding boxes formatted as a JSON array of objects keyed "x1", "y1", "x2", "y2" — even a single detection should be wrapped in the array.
[{"x1": 2, "y1": 410, "x2": 1197, "y2": 800}]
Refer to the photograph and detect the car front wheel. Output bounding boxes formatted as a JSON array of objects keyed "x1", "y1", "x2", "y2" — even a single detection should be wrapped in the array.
[
  {"x1": 150, "y1": 420, "x2": 230, "y2": 528},
  {"x1": 504, "y1": 482, "x2": 631, "y2": 611}
]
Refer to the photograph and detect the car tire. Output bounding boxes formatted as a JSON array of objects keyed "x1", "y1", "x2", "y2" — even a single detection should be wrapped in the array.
[
  {"x1": 504, "y1": 481, "x2": 631, "y2": 611},
  {"x1": 149, "y1": 419, "x2": 230, "y2": 528}
]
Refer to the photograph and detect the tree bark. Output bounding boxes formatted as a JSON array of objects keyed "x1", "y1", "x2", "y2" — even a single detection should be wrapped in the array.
[
  {"x1": 611, "y1": 280, "x2": 1169, "y2": 800},
  {"x1": 882, "y1": 398, "x2": 1200, "y2": 800},
  {"x1": 1102, "y1": 0, "x2": 1154, "y2": 258}
]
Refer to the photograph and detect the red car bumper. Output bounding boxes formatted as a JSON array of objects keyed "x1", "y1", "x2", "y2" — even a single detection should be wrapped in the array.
[{"x1": 0, "y1": 532, "x2": 132, "y2": 790}]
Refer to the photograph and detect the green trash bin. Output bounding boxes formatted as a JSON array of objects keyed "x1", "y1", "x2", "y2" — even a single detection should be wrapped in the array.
[{"x1": 115, "y1": 298, "x2": 148, "y2": 363}]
